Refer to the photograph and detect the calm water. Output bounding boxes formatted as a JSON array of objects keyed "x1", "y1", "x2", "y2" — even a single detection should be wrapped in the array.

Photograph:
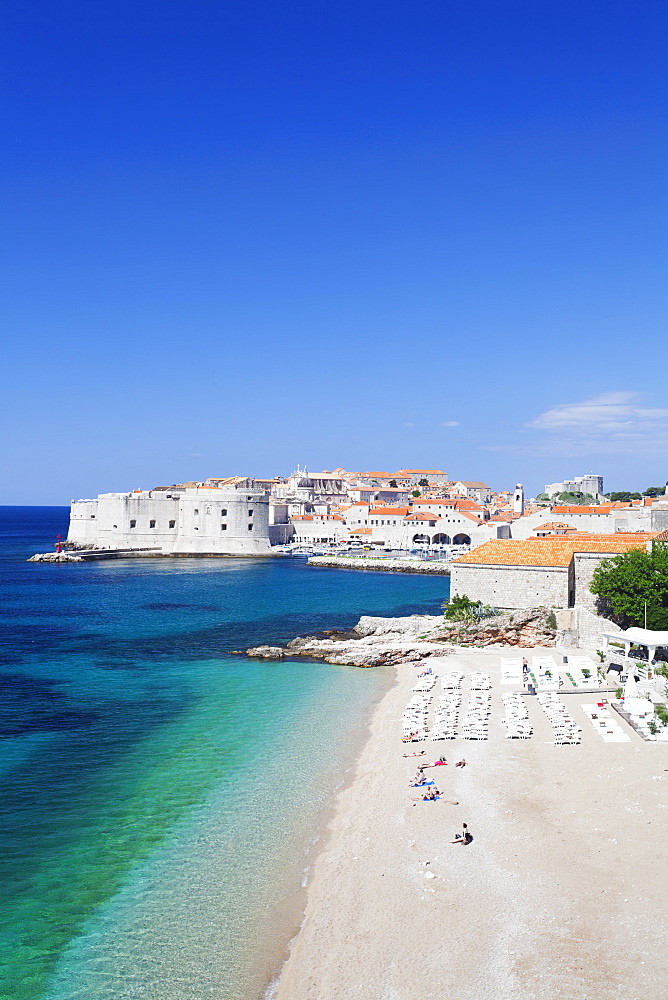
[{"x1": 0, "y1": 507, "x2": 449, "y2": 1000}]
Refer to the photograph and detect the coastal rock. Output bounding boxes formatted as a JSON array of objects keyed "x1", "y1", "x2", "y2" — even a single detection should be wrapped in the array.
[
  {"x1": 27, "y1": 552, "x2": 83, "y2": 563},
  {"x1": 432, "y1": 608, "x2": 556, "y2": 648},
  {"x1": 247, "y1": 608, "x2": 555, "y2": 669},
  {"x1": 353, "y1": 615, "x2": 442, "y2": 640},
  {"x1": 245, "y1": 645, "x2": 285, "y2": 659}
]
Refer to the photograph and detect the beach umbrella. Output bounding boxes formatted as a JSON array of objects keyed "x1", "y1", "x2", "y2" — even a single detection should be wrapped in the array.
[{"x1": 623, "y1": 671, "x2": 638, "y2": 700}]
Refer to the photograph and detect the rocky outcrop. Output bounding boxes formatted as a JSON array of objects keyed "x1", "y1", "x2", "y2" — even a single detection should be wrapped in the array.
[
  {"x1": 28, "y1": 552, "x2": 83, "y2": 563},
  {"x1": 432, "y1": 608, "x2": 556, "y2": 648},
  {"x1": 245, "y1": 645, "x2": 285, "y2": 659},
  {"x1": 240, "y1": 608, "x2": 556, "y2": 668}
]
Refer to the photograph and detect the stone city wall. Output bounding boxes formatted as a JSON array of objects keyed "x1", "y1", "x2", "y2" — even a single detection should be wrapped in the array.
[{"x1": 450, "y1": 562, "x2": 570, "y2": 609}]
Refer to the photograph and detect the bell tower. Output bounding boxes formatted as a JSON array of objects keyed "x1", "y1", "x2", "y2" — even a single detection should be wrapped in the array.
[{"x1": 514, "y1": 483, "x2": 524, "y2": 514}]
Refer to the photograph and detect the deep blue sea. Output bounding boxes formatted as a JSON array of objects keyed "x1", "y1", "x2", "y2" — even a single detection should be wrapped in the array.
[{"x1": 0, "y1": 507, "x2": 449, "y2": 1000}]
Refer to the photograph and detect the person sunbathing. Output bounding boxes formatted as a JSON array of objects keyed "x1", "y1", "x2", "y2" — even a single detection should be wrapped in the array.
[
  {"x1": 402, "y1": 750, "x2": 426, "y2": 757},
  {"x1": 455, "y1": 759, "x2": 468, "y2": 767},
  {"x1": 422, "y1": 757, "x2": 447, "y2": 768}
]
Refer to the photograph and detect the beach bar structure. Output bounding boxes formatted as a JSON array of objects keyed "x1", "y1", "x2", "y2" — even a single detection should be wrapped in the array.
[{"x1": 602, "y1": 626, "x2": 668, "y2": 664}]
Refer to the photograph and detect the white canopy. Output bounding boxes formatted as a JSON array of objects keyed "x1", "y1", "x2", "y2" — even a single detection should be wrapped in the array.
[
  {"x1": 603, "y1": 626, "x2": 668, "y2": 662},
  {"x1": 624, "y1": 627, "x2": 668, "y2": 646}
]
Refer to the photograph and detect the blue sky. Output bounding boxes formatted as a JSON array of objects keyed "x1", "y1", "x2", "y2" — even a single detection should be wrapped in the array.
[{"x1": 2, "y1": 0, "x2": 667, "y2": 502}]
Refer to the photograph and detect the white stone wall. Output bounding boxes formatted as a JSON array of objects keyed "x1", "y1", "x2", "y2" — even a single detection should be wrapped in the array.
[
  {"x1": 450, "y1": 562, "x2": 570, "y2": 609},
  {"x1": 68, "y1": 500, "x2": 100, "y2": 544},
  {"x1": 67, "y1": 488, "x2": 272, "y2": 555},
  {"x1": 290, "y1": 519, "x2": 348, "y2": 543}
]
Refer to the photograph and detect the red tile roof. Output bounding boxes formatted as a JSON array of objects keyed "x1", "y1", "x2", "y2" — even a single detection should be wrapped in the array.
[{"x1": 453, "y1": 536, "x2": 653, "y2": 568}]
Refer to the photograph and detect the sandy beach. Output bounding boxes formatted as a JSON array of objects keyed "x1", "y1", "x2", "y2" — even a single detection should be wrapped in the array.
[{"x1": 274, "y1": 646, "x2": 668, "y2": 1000}]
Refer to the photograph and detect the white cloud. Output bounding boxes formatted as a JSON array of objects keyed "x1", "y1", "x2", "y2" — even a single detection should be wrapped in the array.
[
  {"x1": 527, "y1": 391, "x2": 668, "y2": 436},
  {"x1": 519, "y1": 391, "x2": 668, "y2": 457},
  {"x1": 404, "y1": 422, "x2": 416, "y2": 428},
  {"x1": 441, "y1": 421, "x2": 460, "y2": 427}
]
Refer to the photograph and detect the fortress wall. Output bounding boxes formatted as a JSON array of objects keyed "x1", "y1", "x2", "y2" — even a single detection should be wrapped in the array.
[
  {"x1": 450, "y1": 563, "x2": 570, "y2": 609},
  {"x1": 67, "y1": 488, "x2": 272, "y2": 555}
]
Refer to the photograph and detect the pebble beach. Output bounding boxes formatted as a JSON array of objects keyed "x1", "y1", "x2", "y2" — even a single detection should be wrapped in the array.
[{"x1": 273, "y1": 646, "x2": 668, "y2": 1000}]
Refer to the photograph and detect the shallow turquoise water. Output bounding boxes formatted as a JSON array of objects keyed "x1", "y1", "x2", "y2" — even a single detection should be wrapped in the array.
[{"x1": 1, "y1": 508, "x2": 449, "y2": 999}]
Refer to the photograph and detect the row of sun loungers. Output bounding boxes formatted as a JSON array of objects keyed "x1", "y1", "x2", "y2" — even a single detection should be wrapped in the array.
[
  {"x1": 412, "y1": 674, "x2": 437, "y2": 694},
  {"x1": 581, "y1": 703, "x2": 630, "y2": 742},
  {"x1": 441, "y1": 670, "x2": 464, "y2": 690},
  {"x1": 402, "y1": 668, "x2": 438, "y2": 740},
  {"x1": 431, "y1": 691, "x2": 462, "y2": 740},
  {"x1": 402, "y1": 690, "x2": 432, "y2": 741},
  {"x1": 501, "y1": 692, "x2": 532, "y2": 739},
  {"x1": 469, "y1": 671, "x2": 492, "y2": 691},
  {"x1": 537, "y1": 692, "x2": 581, "y2": 744},
  {"x1": 462, "y1": 684, "x2": 491, "y2": 739}
]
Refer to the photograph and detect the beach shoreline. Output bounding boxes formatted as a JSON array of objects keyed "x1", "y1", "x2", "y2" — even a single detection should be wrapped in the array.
[
  {"x1": 247, "y1": 665, "x2": 398, "y2": 1000},
  {"x1": 270, "y1": 645, "x2": 668, "y2": 1000}
]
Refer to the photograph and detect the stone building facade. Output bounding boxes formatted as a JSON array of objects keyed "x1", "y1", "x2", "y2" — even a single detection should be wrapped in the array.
[
  {"x1": 450, "y1": 536, "x2": 655, "y2": 610},
  {"x1": 67, "y1": 486, "x2": 272, "y2": 556}
]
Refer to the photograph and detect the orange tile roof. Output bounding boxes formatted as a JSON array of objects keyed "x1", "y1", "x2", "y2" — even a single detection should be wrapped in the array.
[
  {"x1": 453, "y1": 536, "x2": 653, "y2": 568},
  {"x1": 405, "y1": 512, "x2": 439, "y2": 521},
  {"x1": 394, "y1": 469, "x2": 446, "y2": 474},
  {"x1": 349, "y1": 527, "x2": 373, "y2": 535},
  {"x1": 367, "y1": 506, "x2": 410, "y2": 516},
  {"x1": 458, "y1": 511, "x2": 484, "y2": 524}
]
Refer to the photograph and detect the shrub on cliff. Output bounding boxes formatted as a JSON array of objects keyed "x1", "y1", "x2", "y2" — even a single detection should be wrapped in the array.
[
  {"x1": 442, "y1": 595, "x2": 498, "y2": 623},
  {"x1": 590, "y1": 543, "x2": 668, "y2": 630}
]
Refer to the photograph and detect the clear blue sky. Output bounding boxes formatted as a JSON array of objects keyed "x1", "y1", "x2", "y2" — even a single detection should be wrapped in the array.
[{"x1": 2, "y1": 0, "x2": 667, "y2": 502}]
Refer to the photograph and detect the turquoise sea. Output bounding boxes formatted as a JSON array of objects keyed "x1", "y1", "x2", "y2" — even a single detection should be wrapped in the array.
[{"x1": 0, "y1": 507, "x2": 449, "y2": 1000}]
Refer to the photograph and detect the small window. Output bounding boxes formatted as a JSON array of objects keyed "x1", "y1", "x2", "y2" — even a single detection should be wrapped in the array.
[
  {"x1": 221, "y1": 524, "x2": 227, "y2": 530},
  {"x1": 248, "y1": 524, "x2": 253, "y2": 531},
  {"x1": 90, "y1": 514, "x2": 95, "y2": 519},
  {"x1": 221, "y1": 508, "x2": 227, "y2": 516},
  {"x1": 150, "y1": 519, "x2": 156, "y2": 528},
  {"x1": 194, "y1": 509, "x2": 199, "y2": 515},
  {"x1": 130, "y1": 519, "x2": 136, "y2": 528},
  {"x1": 248, "y1": 510, "x2": 253, "y2": 517},
  {"x1": 169, "y1": 520, "x2": 175, "y2": 528}
]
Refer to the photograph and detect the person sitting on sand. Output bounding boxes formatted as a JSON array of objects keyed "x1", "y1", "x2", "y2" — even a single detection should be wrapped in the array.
[{"x1": 451, "y1": 822, "x2": 471, "y2": 844}]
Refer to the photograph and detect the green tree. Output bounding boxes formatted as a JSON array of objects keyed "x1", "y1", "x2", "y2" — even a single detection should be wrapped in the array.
[
  {"x1": 603, "y1": 491, "x2": 643, "y2": 502},
  {"x1": 644, "y1": 486, "x2": 666, "y2": 497},
  {"x1": 556, "y1": 491, "x2": 599, "y2": 505},
  {"x1": 389, "y1": 480, "x2": 398, "y2": 488},
  {"x1": 590, "y1": 543, "x2": 668, "y2": 630},
  {"x1": 411, "y1": 489, "x2": 421, "y2": 497},
  {"x1": 418, "y1": 478, "x2": 429, "y2": 487}
]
